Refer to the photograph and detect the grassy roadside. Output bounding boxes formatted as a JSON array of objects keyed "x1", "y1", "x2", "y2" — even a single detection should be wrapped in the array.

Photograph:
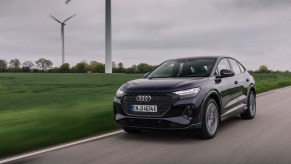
[
  {"x1": 0, "y1": 73, "x2": 291, "y2": 158},
  {"x1": 251, "y1": 73, "x2": 291, "y2": 93},
  {"x1": 0, "y1": 73, "x2": 142, "y2": 158}
]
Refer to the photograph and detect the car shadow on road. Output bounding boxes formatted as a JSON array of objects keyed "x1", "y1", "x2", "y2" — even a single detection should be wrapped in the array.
[{"x1": 116, "y1": 115, "x2": 245, "y2": 144}]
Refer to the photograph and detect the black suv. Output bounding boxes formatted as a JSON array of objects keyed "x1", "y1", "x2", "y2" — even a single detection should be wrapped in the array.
[{"x1": 113, "y1": 56, "x2": 256, "y2": 139}]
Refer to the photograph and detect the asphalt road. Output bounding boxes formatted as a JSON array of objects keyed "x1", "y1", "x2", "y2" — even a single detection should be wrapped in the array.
[{"x1": 9, "y1": 87, "x2": 291, "y2": 164}]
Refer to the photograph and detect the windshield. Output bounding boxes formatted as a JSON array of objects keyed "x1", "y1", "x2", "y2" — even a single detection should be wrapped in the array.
[{"x1": 147, "y1": 58, "x2": 216, "y2": 78}]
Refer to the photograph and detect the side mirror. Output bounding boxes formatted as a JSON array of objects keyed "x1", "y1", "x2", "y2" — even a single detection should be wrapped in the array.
[
  {"x1": 220, "y1": 69, "x2": 235, "y2": 78},
  {"x1": 144, "y1": 72, "x2": 150, "y2": 78}
]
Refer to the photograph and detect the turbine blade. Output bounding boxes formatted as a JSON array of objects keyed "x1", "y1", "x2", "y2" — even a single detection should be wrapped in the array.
[
  {"x1": 65, "y1": 0, "x2": 72, "y2": 4},
  {"x1": 63, "y1": 14, "x2": 76, "y2": 23},
  {"x1": 50, "y1": 15, "x2": 62, "y2": 23}
]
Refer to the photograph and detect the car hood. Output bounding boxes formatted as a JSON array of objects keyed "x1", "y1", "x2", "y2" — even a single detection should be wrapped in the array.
[{"x1": 121, "y1": 77, "x2": 209, "y2": 93}]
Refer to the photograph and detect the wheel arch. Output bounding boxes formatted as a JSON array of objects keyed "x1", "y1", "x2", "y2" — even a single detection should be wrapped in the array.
[
  {"x1": 199, "y1": 90, "x2": 222, "y2": 122},
  {"x1": 248, "y1": 84, "x2": 256, "y2": 96}
]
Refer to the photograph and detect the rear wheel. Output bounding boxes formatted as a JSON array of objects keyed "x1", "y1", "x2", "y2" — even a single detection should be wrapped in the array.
[
  {"x1": 199, "y1": 98, "x2": 219, "y2": 139},
  {"x1": 122, "y1": 127, "x2": 141, "y2": 134},
  {"x1": 241, "y1": 90, "x2": 256, "y2": 119}
]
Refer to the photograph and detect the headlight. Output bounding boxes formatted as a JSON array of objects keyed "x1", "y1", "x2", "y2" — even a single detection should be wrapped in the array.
[
  {"x1": 173, "y1": 88, "x2": 200, "y2": 99},
  {"x1": 115, "y1": 89, "x2": 125, "y2": 98}
]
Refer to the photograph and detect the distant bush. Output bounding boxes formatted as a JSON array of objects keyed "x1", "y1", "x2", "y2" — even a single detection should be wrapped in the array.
[
  {"x1": 95, "y1": 63, "x2": 105, "y2": 73},
  {"x1": 9, "y1": 59, "x2": 21, "y2": 71},
  {"x1": 49, "y1": 67, "x2": 61, "y2": 73},
  {"x1": 6, "y1": 68, "x2": 22, "y2": 72},
  {"x1": 137, "y1": 63, "x2": 156, "y2": 73},
  {"x1": 60, "y1": 63, "x2": 70, "y2": 73},
  {"x1": 126, "y1": 65, "x2": 137, "y2": 74},
  {"x1": 32, "y1": 69, "x2": 41, "y2": 73},
  {"x1": 257, "y1": 65, "x2": 270, "y2": 73},
  {"x1": 35, "y1": 58, "x2": 53, "y2": 71},
  {"x1": 76, "y1": 62, "x2": 86, "y2": 73},
  {"x1": 0, "y1": 59, "x2": 7, "y2": 72},
  {"x1": 22, "y1": 61, "x2": 34, "y2": 72}
]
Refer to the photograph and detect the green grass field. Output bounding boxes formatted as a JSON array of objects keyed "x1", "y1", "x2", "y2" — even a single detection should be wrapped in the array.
[
  {"x1": 252, "y1": 73, "x2": 291, "y2": 93},
  {"x1": 1, "y1": 72, "x2": 291, "y2": 158},
  {"x1": 0, "y1": 73, "x2": 142, "y2": 158}
]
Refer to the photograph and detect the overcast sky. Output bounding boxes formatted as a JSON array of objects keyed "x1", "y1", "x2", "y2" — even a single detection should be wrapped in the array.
[{"x1": 1, "y1": 0, "x2": 291, "y2": 70}]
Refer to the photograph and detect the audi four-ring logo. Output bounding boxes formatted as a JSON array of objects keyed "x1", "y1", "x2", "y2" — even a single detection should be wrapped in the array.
[{"x1": 136, "y1": 95, "x2": 152, "y2": 102}]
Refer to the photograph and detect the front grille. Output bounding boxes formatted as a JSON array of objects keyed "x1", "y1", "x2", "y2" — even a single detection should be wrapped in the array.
[
  {"x1": 122, "y1": 94, "x2": 172, "y2": 117},
  {"x1": 118, "y1": 118, "x2": 182, "y2": 128}
]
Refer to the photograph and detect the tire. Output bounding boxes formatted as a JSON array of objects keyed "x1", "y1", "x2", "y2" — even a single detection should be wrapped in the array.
[
  {"x1": 199, "y1": 98, "x2": 219, "y2": 139},
  {"x1": 241, "y1": 90, "x2": 256, "y2": 119},
  {"x1": 122, "y1": 127, "x2": 141, "y2": 134}
]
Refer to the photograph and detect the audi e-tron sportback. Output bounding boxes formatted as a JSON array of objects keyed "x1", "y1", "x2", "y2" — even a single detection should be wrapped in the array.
[{"x1": 113, "y1": 56, "x2": 256, "y2": 139}]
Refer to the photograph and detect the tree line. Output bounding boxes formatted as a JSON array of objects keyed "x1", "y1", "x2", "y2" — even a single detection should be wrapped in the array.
[
  {"x1": 0, "y1": 58, "x2": 288, "y2": 74},
  {"x1": 249, "y1": 65, "x2": 290, "y2": 73},
  {"x1": 0, "y1": 58, "x2": 156, "y2": 73}
]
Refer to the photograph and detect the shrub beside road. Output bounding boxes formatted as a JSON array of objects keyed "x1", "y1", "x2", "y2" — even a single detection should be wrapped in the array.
[{"x1": 0, "y1": 73, "x2": 291, "y2": 158}]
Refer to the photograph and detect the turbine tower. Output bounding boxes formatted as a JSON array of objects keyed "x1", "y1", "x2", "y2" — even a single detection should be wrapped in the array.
[
  {"x1": 105, "y1": 0, "x2": 112, "y2": 73},
  {"x1": 66, "y1": 0, "x2": 112, "y2": 73},
  {"x1": 50, "y1": 14, "x2": 76, "y2": 65}
]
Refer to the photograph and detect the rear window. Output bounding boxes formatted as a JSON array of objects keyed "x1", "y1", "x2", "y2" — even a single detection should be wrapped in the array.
[
  {"x1": 238, "y1": 62, "x2": 246, "y2": 73},
  {"x1": 229, "y1": 59, "x2": 241, "y2": 74}
]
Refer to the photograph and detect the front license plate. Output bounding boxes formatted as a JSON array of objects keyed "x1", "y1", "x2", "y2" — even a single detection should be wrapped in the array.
[{"x1": 132, "y1": 105, "x2": 158, "y2": 113}]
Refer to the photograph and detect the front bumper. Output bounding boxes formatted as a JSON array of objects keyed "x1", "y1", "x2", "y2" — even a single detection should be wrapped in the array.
[
  {"x1": 115, "y1": 114, "x2": 201, "y2": 130},
  {"x1": 113, "y1": 94, "x2": 204, "y2": 130}
]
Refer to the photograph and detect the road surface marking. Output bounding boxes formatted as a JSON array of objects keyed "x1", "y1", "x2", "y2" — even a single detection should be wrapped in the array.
[{"x1": 0, "y1": 130, "x2": 123, "y2": 164}]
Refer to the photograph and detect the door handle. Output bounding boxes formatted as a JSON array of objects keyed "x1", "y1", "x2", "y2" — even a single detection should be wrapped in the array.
[{"x1": 234, "y1": 81, "x2": 238, "y2": 85}]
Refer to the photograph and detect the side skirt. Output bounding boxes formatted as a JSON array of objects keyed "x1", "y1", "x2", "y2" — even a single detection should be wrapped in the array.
[{"x1": 220, "y1": 104, "x2": 247, "y2": 121}]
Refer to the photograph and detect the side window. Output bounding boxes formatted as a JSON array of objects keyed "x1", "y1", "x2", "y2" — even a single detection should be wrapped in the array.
[
  {"x1": 217, "y1": 58, "x2": 231, "y2": 75},
  {"x1": 238, "y1": 62, "x2": 246, "y2": 73},
  {"x1": 229, "y1": 59, "x2": 241, "y2": 74}
]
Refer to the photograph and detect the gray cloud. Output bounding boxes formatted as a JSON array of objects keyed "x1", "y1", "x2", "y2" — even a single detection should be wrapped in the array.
[
  {"x1": 228, "y1": 0, "x2": 291, "y2": 10},
  {"x1": 0, "y1": 0, "x2": 291, "y2": 70}
]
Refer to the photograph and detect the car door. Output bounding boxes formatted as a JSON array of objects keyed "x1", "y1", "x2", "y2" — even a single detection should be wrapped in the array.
[
  {"x1": 228, "y1": 58, "x2": 247, "y2": 107},
  {"x1": 236, "y1": 61, "x2": 249, "y2": 105},
  {"x1": 215, "y1": 58, "x2": 238, "y2": 115}
]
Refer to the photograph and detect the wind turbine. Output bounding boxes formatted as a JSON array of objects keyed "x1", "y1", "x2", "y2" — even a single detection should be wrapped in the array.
[
  {"x1": 66, "y1": 0, "x2": 112, "y2": 73},
  {"x1": 50, "y1": 14, "x2": 76, "y2": 65}
]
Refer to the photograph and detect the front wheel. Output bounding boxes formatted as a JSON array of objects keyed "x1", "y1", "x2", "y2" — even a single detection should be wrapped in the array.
[
  {"x1": 241, "y1": 90, "x2": 256, "y2": 119},
  {"x1": 199, "y1": 98, "x2": 219, "y2": 139}
]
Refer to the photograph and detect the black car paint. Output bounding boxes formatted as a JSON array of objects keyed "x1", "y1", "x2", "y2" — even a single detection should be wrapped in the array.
[
  {"x1": 113, "y1": 56, "x2": 255, "y2": 130},
  {"x1": 121, "y1": 77, "x2": 208, "y2": 93}
]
